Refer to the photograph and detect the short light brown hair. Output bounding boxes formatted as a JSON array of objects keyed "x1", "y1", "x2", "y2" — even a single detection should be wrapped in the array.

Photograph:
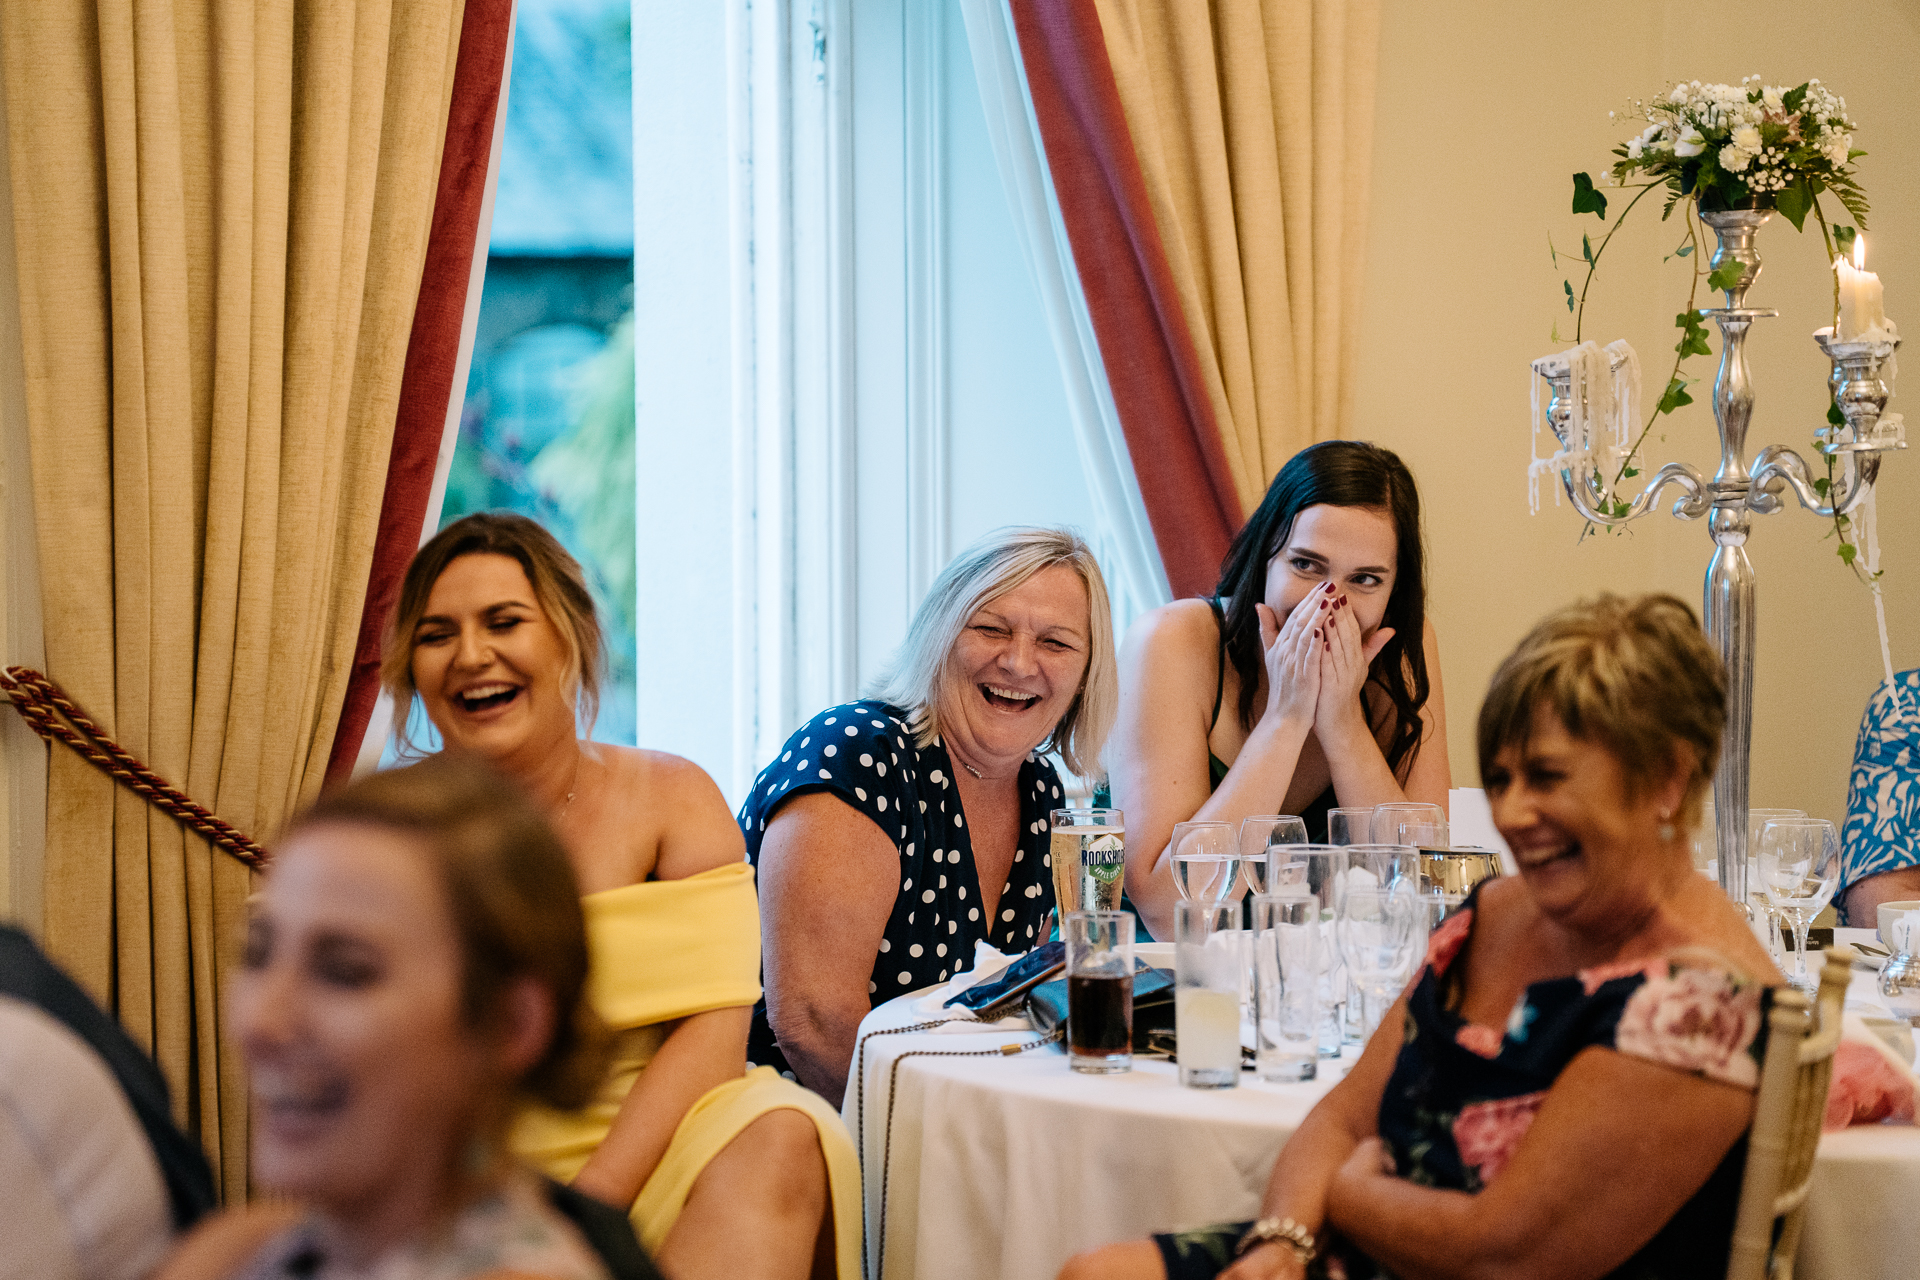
[
  {"x1": 292, "y1": 754, "x2": 607, "y2": 1110},
  {"x1": 383, "y1": 513, "x2": 603, "y2": 753},
  {"x1": 1477, "y1": 593, "x2": 1725, "y2": 823},
  {"x1": 867, "y1": 527, "x2": 1117, "y2": 778}
]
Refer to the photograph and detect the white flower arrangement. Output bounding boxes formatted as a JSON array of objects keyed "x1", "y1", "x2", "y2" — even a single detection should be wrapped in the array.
[{"x1": 1605, "y1": 77, "x2": 1866, "y2": 225}]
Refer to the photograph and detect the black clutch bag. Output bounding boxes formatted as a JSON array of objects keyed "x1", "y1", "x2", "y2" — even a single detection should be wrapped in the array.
[{"x1": 1022, "y1": 966, "x2": 1177, "y2": 1050}]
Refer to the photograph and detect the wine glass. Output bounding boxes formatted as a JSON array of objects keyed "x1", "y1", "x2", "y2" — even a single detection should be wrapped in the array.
[
  {"x1": 1756, "y1": 817, "x2": 1839, "y2": 993},
  {"x1": 1169, "y1": 821, "x2": 1239, "y2": 903},
  {"x1": 1370, "y1": 802, "x2": 1446, "y2": 846},
  {"x1": 1744, "y1": 807, "x2": 1807, "y2": 960},
  {"x1": 1397, "y1": 820, "x2": 1451, "y2": 849},
  {"x1": 1337, "y1": 886, "x2": 1422, "y2": 1040},
  {"x1": 1327, "y1": 807, "x2": 1372, "y2": 846},
  {"x1": 1239, "y1": 815, "x2": 1308, "y2": 894}
]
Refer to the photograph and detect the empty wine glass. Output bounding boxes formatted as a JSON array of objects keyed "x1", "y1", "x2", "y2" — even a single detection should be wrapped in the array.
[
  {"x1": 1756, "y1": 817, "x2": 1839, "y2": 993},
  {"x1": 1169, "y1": 821, "x2": 1239, "y2": 903},
  {"x1": 1397, "y1": 820, "x2": 1451, "y2": 849},
  {"x1": 1327, "y1": 807, "x2": 1372, "y2": 846},
  {"x1": 1239, "y1": 815, "x2": 1308, "y2": 894},
  {"x1": 1337, "y1": 886, "x2": 1422, "y2": 1040},
  {"x1": 1370, "y1": 802, "x2": 1446, "y2": 846},
  {"x1": 1744, "y1": 807, "x2": 1806, "y2": 960}
]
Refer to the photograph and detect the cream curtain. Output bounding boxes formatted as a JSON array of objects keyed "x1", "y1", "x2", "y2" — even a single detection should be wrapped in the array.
[
  {"x1": 1, "y1": 0, "x2": 465, "y2": 1195},
  {"x1": 1090, "y1": 0, "x2": 1380, "y2": 508}
]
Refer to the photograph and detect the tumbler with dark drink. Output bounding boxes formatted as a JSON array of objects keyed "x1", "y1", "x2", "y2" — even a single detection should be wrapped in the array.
[{"x1": 1064, "y1": 910, "x2": 1134, "y2": 1073}]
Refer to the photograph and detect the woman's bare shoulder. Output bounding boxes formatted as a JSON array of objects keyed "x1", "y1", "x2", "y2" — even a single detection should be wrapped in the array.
[
  {"x1": 1124, "y1": 597, "x2": 1221, "y2": 652},
  {"x1": 152, "y1": 1204, "x2": 304, "y2": 1280}
]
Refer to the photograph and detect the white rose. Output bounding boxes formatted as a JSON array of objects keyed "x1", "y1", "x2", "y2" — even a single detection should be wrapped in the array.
[
  {"x1": 1720, "y1": 146, "x2": 1754, "y2": 174},
  {"x1": 1674, "y1": 126, "x2": 1706, "y2": 157},
  {"x1": 1730, "y1": 124, "x2": 1762, "y2": 152}
]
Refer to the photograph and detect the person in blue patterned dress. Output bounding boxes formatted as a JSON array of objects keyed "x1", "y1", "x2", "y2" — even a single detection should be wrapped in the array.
[
  {"x1": 738, "y1": 528, "x2": 1118, "y2": 1106},
  {"x1": 1061, "y1": 594, "x2": 1779, "y2": 1280},
  {"x1": 1839, "y1": 667, "x2": 1920, "y2": 926}
]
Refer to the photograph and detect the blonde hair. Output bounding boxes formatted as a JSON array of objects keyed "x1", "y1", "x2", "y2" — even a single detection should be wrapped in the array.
[
  {"x1": 292, "y1": 754, "x2": 609, "y2": 1111},
  {"x1": 383, "y1": 513, "x2": 602, "y2": 755},
  {"x1": 868, "y1": 527, "x2": 1116, "y2": 778},
  {"x1": 1477, "y1": 593, "x2": 1725, "y2": 825}
]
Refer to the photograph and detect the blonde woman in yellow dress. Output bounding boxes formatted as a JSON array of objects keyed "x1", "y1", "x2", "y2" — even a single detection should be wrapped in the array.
[{"x1": 383, "y1": 513, "x2": 860, "y2": 1280}]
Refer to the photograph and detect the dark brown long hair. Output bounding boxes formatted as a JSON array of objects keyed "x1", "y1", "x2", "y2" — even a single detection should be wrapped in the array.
[{"x1": 1213, "y1": 440, "x2": 1430, "y2": 778}]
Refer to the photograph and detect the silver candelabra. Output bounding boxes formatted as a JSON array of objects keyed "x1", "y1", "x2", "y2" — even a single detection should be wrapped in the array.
[{"x1": 1531, "y1": 208, "x2": 1905, "y2": 909}]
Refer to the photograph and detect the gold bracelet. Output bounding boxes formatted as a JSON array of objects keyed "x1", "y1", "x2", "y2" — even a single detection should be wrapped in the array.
[{"x1": 1235, "y1": 1216, "x2": 1317, "y2": 1262}]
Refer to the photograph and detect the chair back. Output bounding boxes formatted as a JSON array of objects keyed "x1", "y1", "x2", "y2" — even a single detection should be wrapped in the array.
[{"x1": 1723, "y1": 945, "x2": 1855, "y2": 1280}]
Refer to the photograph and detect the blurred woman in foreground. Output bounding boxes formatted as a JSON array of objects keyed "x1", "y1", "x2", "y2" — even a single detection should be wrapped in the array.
[
  {"x1": 158, "y1": 755, "x2": 629, "y2": 1280},
  {"x1": 387, "y1": 514, "x2": 859, "y2": 1280},
  {"x1": 1064, "y1": 593, "x2": 1778, "y2": 1280}
]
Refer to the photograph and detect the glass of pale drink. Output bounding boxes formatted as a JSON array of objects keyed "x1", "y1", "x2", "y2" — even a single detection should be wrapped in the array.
[{"x1": 1174, "y1": 900, "x2": 1242, "y2": 1089}]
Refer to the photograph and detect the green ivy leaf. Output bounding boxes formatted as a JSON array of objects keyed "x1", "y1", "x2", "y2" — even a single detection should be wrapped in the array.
[
  {"x1": 1675, "y1": 242, "x2": 1693, "y2": 258},
  {"x1": 1564, "y1": 280, "x2": 1576, "y2": 312},
  {"x1": 1674, "y1": 310, "x2": 1712, "y2": 358},
  {"x1": 1707, "y1": 259, "x2": 1746, "y2": 291},
  {"x1": 1775, "y1": 178, "x2": 1813, "y2": 231},
  {"x1": 1623, "y1": 466, "x2": 1641, "y2": 478},
  {"x1": 1813, "y1": 476, "x2": 1832, "y2": 497},
  {"x1": 1835, "y1": 225, "x2": 1858, "y2": 258},
  {"x1": 1828, "y1": 402, "x2": 1846, "y2": 426},
  {"x1": 1657, "y1": 377, "x2": 1694, "y2": 415},
  {"x1": 1612, "y1": 500, "x2": 1632, "y2": 518},
  {"x1": 1571, "y1": 172, "x2": 1608, "y2": 219},
  {"x1": 1582, "y1": 233, "x2": 1594, "y2": 264},
  {"x1": 1839, "y1": 542, "x2": 1858, "y2": 566},
  {"x1": 1782, "y1": 82, "x2": 1809, "y2": 114}
]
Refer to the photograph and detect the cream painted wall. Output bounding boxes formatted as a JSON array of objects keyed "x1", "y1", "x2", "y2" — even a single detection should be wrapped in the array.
[{"x1": 1357, "y1": 0, "x2": 1920, "y2": 826}]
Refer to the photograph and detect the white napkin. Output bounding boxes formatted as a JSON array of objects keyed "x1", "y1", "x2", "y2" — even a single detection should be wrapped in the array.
[{"x1": 907, "y1": 940, "x2": 1035, "y2": 1032}]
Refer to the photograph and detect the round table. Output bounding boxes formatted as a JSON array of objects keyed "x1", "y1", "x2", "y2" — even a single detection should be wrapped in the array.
[{"x1": 840, "y1": 957, "x2": 1920, "y2": 1280}]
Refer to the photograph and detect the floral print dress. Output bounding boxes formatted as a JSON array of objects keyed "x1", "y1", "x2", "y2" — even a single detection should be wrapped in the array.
[{"x1": 1154, "y1": 886, "x2": 1770, "y2": 1280}]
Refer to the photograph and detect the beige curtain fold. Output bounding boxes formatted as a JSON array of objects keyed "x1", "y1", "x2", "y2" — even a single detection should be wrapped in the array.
[
  {"x1": 1089, "y1": 0, "x2": 1380, "y2": 507},
  {"x1": 1, "y1": 0, "x2": 465, "y2": 1196}
]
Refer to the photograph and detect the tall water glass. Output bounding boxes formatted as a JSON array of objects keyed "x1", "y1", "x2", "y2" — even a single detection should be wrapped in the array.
[
  {"x1": 1370, "y1": 802, "x2": 1446, "y2": 846},
  {"x1": 1065, "y1": 911, "x2": 1135, "y2": 1073},
  {"x1": 1050, "y1": 808, "x2": 1126, "y2": 923},
  {"x1": 1327, "y1": 807, "x2": 1372, "y2": 846},
  {"x1": 1174, "y1": 900, "x2": 1242, "y2": 1088},
  {"x1": 1756, "y1": 818, "x2": 1840, "y2": 994},
  {"x1": 1264, "y1": 845, "x2": 1350, "y2": 1056},
  {"x1": 1170, "y1": 821, "x2": 1240, "y2": 903},
  {"x1": 1744, "y1": 807, "x2": 1807, "y2": 958},
  {"x1": 1252, "y1": 894, "x2": 1320, "y2": 1082},
  {"x1": 1239, "y1": 815, "x2": 1308, "y2": 894},
  {"x1": 1338, "y1": 886, "x2": 1423, "y2": 1041}
]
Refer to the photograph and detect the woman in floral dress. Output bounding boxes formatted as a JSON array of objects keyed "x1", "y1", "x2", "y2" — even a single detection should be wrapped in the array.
[{"x1": 1062, "y1": 593, "x2": 1781, "y2": 1280}]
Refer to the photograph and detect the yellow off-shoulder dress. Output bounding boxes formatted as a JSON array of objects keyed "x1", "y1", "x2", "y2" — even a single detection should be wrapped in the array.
[{"x1": 512, "y1": 863, "x2": 862, "y2": 1278}]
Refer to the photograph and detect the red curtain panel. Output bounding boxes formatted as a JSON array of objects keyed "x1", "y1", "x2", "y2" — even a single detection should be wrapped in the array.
[
  {"x1": 1008, "y1": 0, "x2": 1244, "y2": 598},
  {"x1": 324, "y1": 0, "x2": 515, "y2": 785}
]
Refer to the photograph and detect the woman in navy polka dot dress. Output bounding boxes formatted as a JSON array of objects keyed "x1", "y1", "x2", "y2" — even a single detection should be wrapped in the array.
[{"x1": 739, "y1": 529, "x2": 1118, "y2": 1104}]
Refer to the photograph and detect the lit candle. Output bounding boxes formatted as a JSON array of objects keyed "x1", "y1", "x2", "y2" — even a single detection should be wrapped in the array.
[{"x1": 1836, "y1": 237, "x2": 1887, "y2": 340}]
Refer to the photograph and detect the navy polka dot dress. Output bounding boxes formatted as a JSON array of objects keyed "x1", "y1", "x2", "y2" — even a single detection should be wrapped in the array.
[{"x1": 738, "y1": 699, "x2": 1063, "y2": 1077}]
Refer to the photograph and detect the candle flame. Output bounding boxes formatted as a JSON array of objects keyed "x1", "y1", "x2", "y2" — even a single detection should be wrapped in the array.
[{"x1": 1852, "y1": 236, "x2": 1866, "y2": 270}]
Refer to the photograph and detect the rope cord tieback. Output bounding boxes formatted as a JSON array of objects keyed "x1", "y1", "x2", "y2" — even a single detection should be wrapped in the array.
[{"x1": 0, "y1": 666, "x2": 270, "y2": 871}]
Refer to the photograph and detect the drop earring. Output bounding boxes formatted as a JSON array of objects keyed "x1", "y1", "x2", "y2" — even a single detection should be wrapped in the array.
[{"x1": 1657, "y1": 808, "x2": 1676, "y2": 842}]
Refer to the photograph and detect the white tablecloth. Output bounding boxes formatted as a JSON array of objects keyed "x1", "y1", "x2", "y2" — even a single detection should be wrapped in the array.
[{"x1": 842, "y1": 959, "x2": 1920, "y2": 1280}]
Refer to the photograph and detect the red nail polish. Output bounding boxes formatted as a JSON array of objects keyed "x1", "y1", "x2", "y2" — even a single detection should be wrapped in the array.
[{"x1": 1318, "y1": 600, "x2": 1328, "y2": 610}]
